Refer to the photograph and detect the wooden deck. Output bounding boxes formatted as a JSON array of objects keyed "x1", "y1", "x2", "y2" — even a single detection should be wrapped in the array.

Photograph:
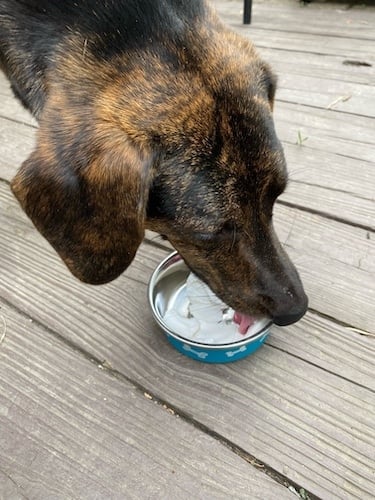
[{"x1": 1, "y1": 1, "x2": 374, "y2": 498}]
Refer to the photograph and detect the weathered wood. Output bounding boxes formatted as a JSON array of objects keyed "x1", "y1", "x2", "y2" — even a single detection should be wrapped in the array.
[
  {"x1": 274, "y1": 204, "x2": 375, "y2": 275},
  {"x1": 220, "y1": 18, "x2": 375, "y2": 61},
  {"x1": 283, "y1": 142, "x2": 374, "y2": 203},
  {"x1": 281, "y1": 183, "x2": 374, "y2": 231},
  {"x1": 277, "y1": 73, "x2": 375, "y2": 117},
  {"x1": 274, "y1": 102, "x2": 375, "y2": 164},
  {"x1": 2, "y1": 287, "x2": 374, "y2": 499},
  {"x1": 0, "y1": 301, "x2": 294, "y2": 499},
  {"x1": 281, "y1": 142, "x2": 374, "y2": 229},
  {"x1": 260, "y1": 46, "x2": 375, "y2": 86},
  {"x1": 270, "y1": 310, "x2": 375, "y2": 391},
  {"x1": 273, "y1": 205, "x2": 375, "y2": 332},
  {"x1": 1, "y1": 182, "x2": 375, "y2": 498},
  {"x1": 214, "y1": 0, "x2": 375, "y2": 39},
  {"x1": 252, "y1": 28, "x2": 374, "y2": 61},
  {"x1": 0, "y1": 88, "x2": 37, "y2": 127},
  {"x1": 0, "y1": 117, "x2": 35, "y2": 182},
  {"x1": 0, "y1": 471, "x2": 26, "y2": 500}
]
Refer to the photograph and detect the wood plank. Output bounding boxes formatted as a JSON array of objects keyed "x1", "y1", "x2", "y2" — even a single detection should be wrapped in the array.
[
  {"x1": 270, "y1": 311, "x2": 375, "y2": 392},
  {"x1": 0, "y1": 117, "x2": 35, "y2": 182},
  {"x1": 218, "y1": 17, "x2": 375, "y2": 61},
  {"x1": 281, "y1": 183, "x2": 374, "y2": 231},
  {"x1": 244, "y1": 27, "x2": 375, "y2": 61},
  {"x1": 275, "y1": 102, "x2": 375, "y2": 164},
  {"x1": 0, "y1": 75, "x2": 36, "y2": 183},
  {"x1": 0, "y1": 79, "x2": 37, "y2": 127},
  {"x1": 283, "y1": 142, "x2": 374, "y2": 203},
  {"x1": 273, "y1": 204, "x2": 375, "y2": 332},
  {"x1": 259, "y1": 47, "x2": 375, "y2": 86},
  {"x1": 274, "y1": 204, "x2": 375, "y2": 275},
  {"x1": 281, "y1": 143, "x2": 374, "y2": 231},
  {"x1": 277, "y1": 73, "x2": 375, "y2": 117},
  {"x1": 2, "y1": 286, "x2": 374, "y2": 499},
  {"x1": 213, "y1": 0, "x2": 375, "y2": 40},
  {"x1": 0, "y1": 471, "x2": 26, "y2": 500},
  {"x1": 1, "y1": 181, "x2": 375, "y2": 498},
  {"x1": 0, "y1": 301, "x2": 293, "y2": 499},
  {"x1": 255, "y1": 12, "x2": 375, "y2": 41}
]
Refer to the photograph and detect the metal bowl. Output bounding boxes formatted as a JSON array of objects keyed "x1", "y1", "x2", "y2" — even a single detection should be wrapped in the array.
[{"x1": 148, "y1": 251, "x2": 272, "y2": 363}]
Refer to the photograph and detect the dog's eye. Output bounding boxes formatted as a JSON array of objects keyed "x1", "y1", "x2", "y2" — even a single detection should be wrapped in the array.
[
  {"x1": 193, "y1": 221, "x2": 237, "y2": 244},
  {"x1": 193, "y1": 231, "x2": 216, "y2": 242}
]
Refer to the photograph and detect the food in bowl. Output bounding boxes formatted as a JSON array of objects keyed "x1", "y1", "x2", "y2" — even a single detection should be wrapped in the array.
[{"x1": 148, "y1": 252, "x2": 272, "y2": 363}]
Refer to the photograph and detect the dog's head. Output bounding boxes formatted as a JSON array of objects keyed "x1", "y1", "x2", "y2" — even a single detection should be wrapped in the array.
[{"x1": 11, "y1": 23, "x2": 307, "y2": 326}]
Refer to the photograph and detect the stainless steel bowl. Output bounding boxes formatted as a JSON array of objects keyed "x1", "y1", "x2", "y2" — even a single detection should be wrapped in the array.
[{"x1": 148, "y1": 252, "x2": 272, "y2": 363}]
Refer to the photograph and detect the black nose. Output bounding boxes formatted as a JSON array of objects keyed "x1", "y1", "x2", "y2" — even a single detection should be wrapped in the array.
[
  {"x1": 272, "y1": 308, "x2": 307, "y2": 326},
  {"x1": 271, "y1": 292, "x2": 308, "y2": 326}
]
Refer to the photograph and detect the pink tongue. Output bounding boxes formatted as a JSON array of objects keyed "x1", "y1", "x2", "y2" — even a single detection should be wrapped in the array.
[{"x1": 233, "y1": 312, "x2": 255, "y2": 335}]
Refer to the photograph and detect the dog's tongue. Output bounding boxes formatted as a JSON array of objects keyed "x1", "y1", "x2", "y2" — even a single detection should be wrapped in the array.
[{"x1": 233, "y1": 312, "x2": 255, "y2": 335}]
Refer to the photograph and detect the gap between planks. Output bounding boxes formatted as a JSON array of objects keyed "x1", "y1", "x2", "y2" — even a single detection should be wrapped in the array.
[
  {"x1": 0, "y1": 298, "x2": 318, "y2": 500},
  {"x1": 1, "y1": 183, "x2": 374, "y2": 496},
  {"x1": 0, "y1": 299, "x2": 296, "y2": 499}
]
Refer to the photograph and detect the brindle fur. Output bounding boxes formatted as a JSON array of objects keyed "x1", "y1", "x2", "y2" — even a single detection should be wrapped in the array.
[{"x1": 1, "y1": 0, "x2": 308, "y2": 325}]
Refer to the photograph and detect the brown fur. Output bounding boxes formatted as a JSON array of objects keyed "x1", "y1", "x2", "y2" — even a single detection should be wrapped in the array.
[{"x1": 3, "y1": 0, "x2": 307, "y2": 325}]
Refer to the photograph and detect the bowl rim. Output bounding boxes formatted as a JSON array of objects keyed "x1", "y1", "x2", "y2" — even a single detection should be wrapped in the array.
[{"x1": 148, "y1": 251, "x2": 273, "y2": 349}]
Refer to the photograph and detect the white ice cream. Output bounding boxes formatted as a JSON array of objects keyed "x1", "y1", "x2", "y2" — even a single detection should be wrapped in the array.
[{"x1": 163, "y1": 273, "x2": 270, "y2": 344}]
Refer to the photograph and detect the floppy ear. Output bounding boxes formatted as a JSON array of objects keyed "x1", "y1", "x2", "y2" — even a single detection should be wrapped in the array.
[{"x1": 11, "y1": 127, "x2": 154, "y2": 284}]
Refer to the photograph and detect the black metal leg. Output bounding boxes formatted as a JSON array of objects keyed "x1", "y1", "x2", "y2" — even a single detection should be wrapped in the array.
[{"x1": 243, "y1": 0, "x2": 252, "y2": 24}]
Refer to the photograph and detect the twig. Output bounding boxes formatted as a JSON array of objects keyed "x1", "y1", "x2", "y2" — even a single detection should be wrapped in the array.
[
  {"x1": 326, "y1": 94, "x2": 352, "y2": 110},
  {"x1": 346, "y1": 327, "x2": 375, "y2": 338}
]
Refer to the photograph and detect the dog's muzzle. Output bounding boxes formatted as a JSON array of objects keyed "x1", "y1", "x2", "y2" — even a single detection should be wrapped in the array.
[{"x1": 271, "y1": 291, "x2": 308, "y2": 326}]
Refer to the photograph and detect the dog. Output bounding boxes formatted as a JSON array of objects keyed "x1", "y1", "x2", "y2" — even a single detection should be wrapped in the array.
[{"x1": 0, "y1": 0, "x2": 307, "y2": 326}]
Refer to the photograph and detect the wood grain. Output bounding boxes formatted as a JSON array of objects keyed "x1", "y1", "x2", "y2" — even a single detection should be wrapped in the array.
[
  {"x1": 250, "y1": 28, "x2": 375, "y2": 62},
  {"x1": 269, "y1": 310, "x2": 375, "y2": 391},
  {"x1": 213, "y1": 0, "x2": 375, "y2": 40},
  {"x1": 260, "y1": 47, "x2": 375, "y2": 86},
  {"x1": 0, "y1": 182, "x2": 374, "y2": 498},
  {"x1": 0, "y1": 87, "x2": 37, "y2": 127},
  {"x1": 277, "y1": 73, "x2": 375, "y2": 117},
  {"x1": 2, "y1": 287, "x2": 374, "y2": 499},
  {"x1": 0, "y1": 300, "x2": 294, "y2": 499},
  {"x1": 274, "y1": 102, "x2": 375, "y2": 164}
]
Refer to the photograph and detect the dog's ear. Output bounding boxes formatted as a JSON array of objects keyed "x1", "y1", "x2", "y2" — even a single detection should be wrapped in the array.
[{"x1": 11, "y1": 126, "x2": 154, "y2": 284}]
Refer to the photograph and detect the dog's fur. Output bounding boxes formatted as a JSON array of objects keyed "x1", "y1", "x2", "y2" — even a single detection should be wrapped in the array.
[{"x1": 0, "y1": 0, "x2": 307, "y2": 325}]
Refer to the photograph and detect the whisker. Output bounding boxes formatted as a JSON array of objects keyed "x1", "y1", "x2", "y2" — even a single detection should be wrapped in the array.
[{"x1": 230, "y1": 224, "x2": 236, "y2": 252}]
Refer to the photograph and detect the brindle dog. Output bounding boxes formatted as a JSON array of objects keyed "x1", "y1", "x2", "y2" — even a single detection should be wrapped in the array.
[{"x1": 0, "y1": 0, "x2": 308, "y2": 326}]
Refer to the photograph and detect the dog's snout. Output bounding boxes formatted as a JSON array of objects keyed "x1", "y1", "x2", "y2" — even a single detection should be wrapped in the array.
[
  {"x1": 272, "y1": 294, "x2": 308, "y2": 326},
  {"x1": 264, "y1": 286, "x2": 308, "y2": 326}
]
